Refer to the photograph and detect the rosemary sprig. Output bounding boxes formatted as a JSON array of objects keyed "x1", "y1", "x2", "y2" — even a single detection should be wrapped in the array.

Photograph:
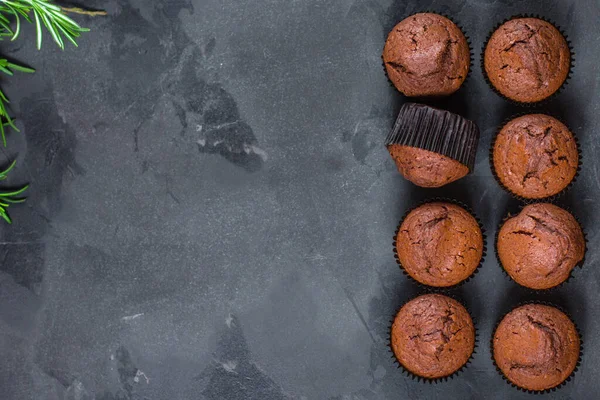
[
  {"x1": 0, "y1": 0, "x2": 89, "y2": 50},
  {"x1": 0, "y1": 159, "x2": 28, "y2": 223},
  {"x1": 0, "y1": 0, "x2": 90, "y2": 147},
  {"x1": 0, "y1": 1, "x2": 94, "y2": 223},
  {"x1": 0, "y1": 58, "x2": 34, "y2": 146}
]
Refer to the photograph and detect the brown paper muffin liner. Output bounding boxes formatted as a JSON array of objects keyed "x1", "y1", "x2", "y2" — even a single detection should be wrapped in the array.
[
  {"x1": 382, "y1": 11, "x2": 474, "y2": 97},
  {"x1": 387, "y1": 293, "x2": 479, "y2": 383},
  {"x1": 494, "y1": 202, "x2": 587, "y2": 292},
  {"x1": 489, "y1": 112, "x2": 582, "y2": 203},
  {"x1": 481, "y1": 14, "x2": 575, "y2": 107},
  {"x1": 393, "y1": 198, "x2": 486, "y2": 290},
  {"x1": 491, "y1": 301, "x2": 583, "y2": 394},
  {"x1": 385, "y1": 103, "x2": 480, "y2": 171}
]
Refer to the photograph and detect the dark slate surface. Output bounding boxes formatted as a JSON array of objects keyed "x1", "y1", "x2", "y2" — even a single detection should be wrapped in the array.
[{"x1": 0, "y1": 0, "x2": 598, "y2": 399}]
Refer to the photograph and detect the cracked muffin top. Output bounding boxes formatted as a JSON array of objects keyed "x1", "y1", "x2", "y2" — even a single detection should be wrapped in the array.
[
  {"x1": 492, "y1": 114, "x2": 578, "y2": 199},
  {"x1": 396, "y1": 202, "x2": 483, "y2": 287},
  {"x1": 497, "y1": 203, "x2": 585, "y2": 290},
  {"x1": 484, "y1": 18, "x2": 570, "y2": 103},
  {"x1": 383, "y1": 13, "x2": 470, "y2": 97},
  {"x1": 391, "y1": 294, "x2": 475, "y2": 379},
  {"x1": 493, "y1": 304, "x2": 580, "y2": 391}
]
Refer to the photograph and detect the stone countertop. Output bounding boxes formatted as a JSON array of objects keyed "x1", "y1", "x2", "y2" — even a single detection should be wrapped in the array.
[{"x1": 0, "y1": 0, "x2": 598, "y2": 399}]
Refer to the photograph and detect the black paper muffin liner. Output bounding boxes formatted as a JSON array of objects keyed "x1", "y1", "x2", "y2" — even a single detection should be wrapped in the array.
[
  {"x1": 489, "y1": 112, "x2": 582, "y2": 203},
  {"x1": 385, "y1": 103, "x2": 480, "y2": 172},
  {"x1": 382, "y1": 11, "x2": 474, "y2": 97},
  {"x1": 387, "y1": 293, "x2": 479, "y2": 383},
  {"x1": 494, "y1": 202, "x2": 587, "y2": 292},
  {"x1": 393, "y1": 198, "x2": 486, "y2": 290},
  {"x1": 490, "y1": 301, "x2": 583, "y2": 394},
  {"x1": 481, "y1": 14, "x2": 575, "y2": 107}
]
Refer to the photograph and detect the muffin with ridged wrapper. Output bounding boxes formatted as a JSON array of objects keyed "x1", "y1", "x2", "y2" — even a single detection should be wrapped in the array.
[
  {"x1": 497, "y1": 203, "x2": 585, "y2": 290},
  {"x1": 483, "y1": 17, "x2": 571, "y2": 104},
  {"x1": 383, "y1": 13, "x2": 471, "y2": 97},
  {"x1": 492, "y1": 114, "x2": 579, "y2": 200},
  {"x1": 385, "y1": 103, "x2": 480, "y2": 188},
  {"x1": 395, "y1": 202, "x2": 484, "y2": 288},
  {"x1": 493, "y1": 304, "x2": 580, "y2": 392},
  {"x1": 390, "y1": 294, "x2": 475, "y2": 380}
]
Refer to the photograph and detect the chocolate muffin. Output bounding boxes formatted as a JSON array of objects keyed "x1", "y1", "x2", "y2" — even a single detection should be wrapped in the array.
[
  {"x1": 391, "y1": 294, "x2": 475, "y2": 379},
  {"x1": 492, "y1": 114, "x2": 578, "y2": 199},
  {"x1": 385, "y1": 103, "x2": 480, "y2": 188},
  {"x1": 484, "y1": 17, "x2": 571, "y2": 103},
  {"x1": 493, "y1": 304, "x2": 580, "y2": 391},
  {"x1": 387, "y1": 145, "x2": 469, "y2": 188},
  {"x1": 383, "y1": 13, "x2": 470, "y2": 97},
  {"x1": 497, "y1": 203, "x2": 585, "y2": 290},
  {"x1": 396, "y1": 202, "x2": 483, "y2": 287}
]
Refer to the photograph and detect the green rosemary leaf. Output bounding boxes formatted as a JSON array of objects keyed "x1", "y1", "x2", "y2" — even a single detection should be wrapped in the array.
[
  {"x1": 33, "y1": 8, "x2": 42, "y2": 49},
  {"x1": 55, "y1": 22, "x2": 77, "y2": 46},
  {"x1": 7, "y1": 62, "x2": 34, "y2": 73},
  {"x1": 4, "y1": 116, "x2": 17, "y2": 130},
  {"x1": 0, "y1": 65, "x2": 13, "y2": 75},
  {"x1": 0, "y1": 185, "x2": 28, "y2": 197},
  {"x1": 0, "y1": 123, "x2": 6, "y2": 147},
  {"x1": 0, "y1": 10, "x2": 10, "y2": 23},
  {"x1": 3, "y1": 197, "x2": 25, "y2": 204},
  {"x1": 15, "y1": 7, "x2": 30, "y2": 21},
  {"x1": 42, "y1": 1, "x2": 60, "y2": 12},
  {"x1": 1, "y1": 211, "x2": 11, "y2": 224},
  {"x1": 0, "y1": 20, "x2": 12, "y2": 36},
  {"x1": 11, "y1": 7, "x2": 19, "y2": 39},
  {"x1": 41, "y1": 12, "x2": 63, "y2": 48},
  {"x1": 0, "y1": 159, "x2": 17, "y2": 177}
]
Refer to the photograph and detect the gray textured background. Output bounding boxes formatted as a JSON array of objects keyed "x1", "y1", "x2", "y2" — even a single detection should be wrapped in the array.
[{"x1": 0, "y1": 0, "x2": 598, "y2": 399}]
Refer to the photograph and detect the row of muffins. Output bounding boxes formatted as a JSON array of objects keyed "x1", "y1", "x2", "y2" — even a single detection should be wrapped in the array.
[
  {"x1": 383, "y1": 13, "x2": 572, "y2": 104},
  {"x1": 390, "y1": 294, "x2": 580, "y2": 392},
  {"x1": 386, "y1": 103, "x2": 579, "y2": 198},
  {"x1": 381, "y1": 11, "x2": 582, "y2": 394},
  {"x1": 394, "y1": 201, "x2": 585, "y2": 290}
]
